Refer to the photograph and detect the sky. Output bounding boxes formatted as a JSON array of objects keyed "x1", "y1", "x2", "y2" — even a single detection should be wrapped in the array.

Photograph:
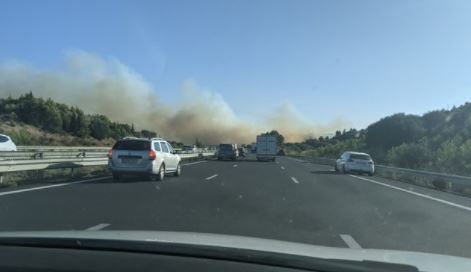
[{"x1": 1, "y1": 0, "x2": 471, "y2": 131}]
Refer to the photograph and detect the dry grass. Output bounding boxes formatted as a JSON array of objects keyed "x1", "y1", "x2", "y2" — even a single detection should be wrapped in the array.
[{"x1": 0, "y1": 166, "x2": 109, "y2": 188}]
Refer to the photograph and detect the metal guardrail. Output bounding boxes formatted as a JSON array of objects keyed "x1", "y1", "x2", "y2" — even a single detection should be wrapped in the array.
[
  {"x1": 16, "y1": 145, "x2": 109, "y2": 150},
  {"x1": 291, "y1": 155, "x2": 471, "y2": 195},
  {"x1": 0, "y1": 147, "x2": 216, "y2": 174}
]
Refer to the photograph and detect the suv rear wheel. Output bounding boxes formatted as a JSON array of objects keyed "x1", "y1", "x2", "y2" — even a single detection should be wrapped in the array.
[
  {"x1": 174, "y1": 163, "x2": 181, "y2": 177},
  {"x1": 151, "y1": 164, "x2": 165, "y2": 181}
]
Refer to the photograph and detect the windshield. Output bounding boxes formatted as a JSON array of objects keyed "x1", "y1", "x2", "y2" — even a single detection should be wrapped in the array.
[
  {"x1": 349, "y1": 154, "x2": 371, "y2": 161},
  {"x1": 2, "y1": 0, "x2": 471, "y2": 269}
]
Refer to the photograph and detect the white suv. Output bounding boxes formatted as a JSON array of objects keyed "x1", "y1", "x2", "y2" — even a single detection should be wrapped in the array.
[
  {"x1": 335, "y1": 151, "x2": 374, "y2": 176},
  {"x1": 108, "y1": 137, "x2": 181, "y2": 181}
]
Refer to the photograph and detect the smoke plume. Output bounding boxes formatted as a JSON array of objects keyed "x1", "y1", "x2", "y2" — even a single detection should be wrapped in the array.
[{"x1": 0, "y1": 51, "x2": 349, "y2": 144}]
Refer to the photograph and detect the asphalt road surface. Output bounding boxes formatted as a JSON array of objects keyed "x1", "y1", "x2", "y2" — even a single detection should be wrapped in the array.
[{"x1": 1, "y1": 154, "x2": 471, "y2": 258}]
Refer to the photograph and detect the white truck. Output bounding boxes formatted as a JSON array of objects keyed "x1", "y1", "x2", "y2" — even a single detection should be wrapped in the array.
[{"x1": 256, "y1": 135, "x2": 278, "y2": 161}]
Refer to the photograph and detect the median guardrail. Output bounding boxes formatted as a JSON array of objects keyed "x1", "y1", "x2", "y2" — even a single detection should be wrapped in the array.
[
  {"x1": 290, "y1": 155, "x2": 471, "y2": 197},
  {"x1": 0, "y1": 147, "x2": 216, "y2": 174}
]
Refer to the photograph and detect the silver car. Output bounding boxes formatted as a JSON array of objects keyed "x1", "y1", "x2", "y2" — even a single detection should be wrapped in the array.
[
  {"x1": 108, "y1": 137, "x2": 181, "y2": 181},
  {"x1": 335, "y1": 151, "x2": 374, "y2": 176}
]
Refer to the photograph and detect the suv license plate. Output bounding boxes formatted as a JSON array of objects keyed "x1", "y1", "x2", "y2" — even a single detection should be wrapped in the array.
[{"x1": 122, "y1": 158, "x2": 138, "y2": 164}]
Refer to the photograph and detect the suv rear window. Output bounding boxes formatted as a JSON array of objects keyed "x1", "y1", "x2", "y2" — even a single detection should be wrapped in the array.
[
  {"x1": 350, "y1": 154, "x2": 371, "y2": 160},
  {"x1": 113, "y1": 140, "x2": 150, "y2": 151}
]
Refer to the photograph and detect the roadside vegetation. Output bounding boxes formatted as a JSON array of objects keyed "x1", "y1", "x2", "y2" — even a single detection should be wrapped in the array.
[
  {"x1": 285, "y1": 103, "x2": 471, "y2": 175},
  {"x1": 2, "y1": 93, "x2": 471, "y2": 175},
  {"x1": 0, "y1": 93, "x2": 183, "y2": 147}
]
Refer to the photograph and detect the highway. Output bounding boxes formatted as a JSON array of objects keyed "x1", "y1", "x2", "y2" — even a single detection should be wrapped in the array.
[{"x1": 1, "y1": 154, "x2": 471, "y2": 258}]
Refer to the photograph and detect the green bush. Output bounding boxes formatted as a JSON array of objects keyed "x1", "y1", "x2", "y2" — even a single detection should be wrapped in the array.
[
  {"x1": 0, "y1": 93, "x2": 157, "y2": 142},
  {"x1": 8, "y1": 129, "x2": 35, "y2": 145}
]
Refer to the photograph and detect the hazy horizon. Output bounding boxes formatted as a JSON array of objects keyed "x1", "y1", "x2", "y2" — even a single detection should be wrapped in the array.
[{"x1": 2, "y1": 0, "x2": 471, "y2": 142}]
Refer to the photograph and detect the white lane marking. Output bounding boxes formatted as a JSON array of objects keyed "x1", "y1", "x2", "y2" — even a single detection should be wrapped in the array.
[
  {"x1": 287, "y1": 157, "x2": 305, "y2": 163},
  {"x1": 86, "y1": 223, "x2": 110, "y2": 231},
  {"x1": 340, "y1": 234, "x2": 362, "y2": 249},
  {"x1": 349, "y1": 175, "x2": 471, "y2": 212},
  {"x1": 205, "y1": 174, "x2": 219, "y2": 181},
  {"x1": 281, "y1": 166, "x2": 285, "y2": 170},
  {"x1": 290, "y1": 177, "x2": 299, "y2": 184},
  {"x1": 0, "y1": 176, "x2": 109, "y2": 197},
  {"x1": 182, "y1": 161, "x2": 208, "y2": 166},
  {"x1": 233, "y1": 164, "x2": 238, "y2": 168}
]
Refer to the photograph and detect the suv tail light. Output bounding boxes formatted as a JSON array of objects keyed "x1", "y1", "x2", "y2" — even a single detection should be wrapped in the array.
[
  {"x1": 107, "y1": 149, "x2": 113, "y2": 159},
  {"x1": 149, "y1": 150, "x2": 157, "y2": 160}
]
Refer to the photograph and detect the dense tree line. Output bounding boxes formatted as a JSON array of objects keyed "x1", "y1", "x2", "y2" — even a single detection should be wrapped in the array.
[
  {"x1": 285, "y1": 103, "x2": 471, "y2": 175},
  {"x1": 0, "y1": 93, "x2": 157, "y2": 141},
  {"x1": 259, "y1": 130, "x2": 285, "y2": 145}
]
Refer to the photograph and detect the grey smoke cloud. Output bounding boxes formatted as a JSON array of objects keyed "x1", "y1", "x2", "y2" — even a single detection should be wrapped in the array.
[{"x1": 0, "y1": 51, "x2": 349, "y2": 143}]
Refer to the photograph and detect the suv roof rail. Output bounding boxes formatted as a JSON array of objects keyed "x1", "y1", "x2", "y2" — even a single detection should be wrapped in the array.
[{"x1": 120, "y1": 136, "x2": 165, "y2": 141}]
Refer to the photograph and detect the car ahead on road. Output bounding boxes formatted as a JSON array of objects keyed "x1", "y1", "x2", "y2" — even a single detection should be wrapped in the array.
[
  {"x1": 217, "y1": 144, "x2": 238, "y2": 160},
  {"x1": 0, "y1": 134, "x2": 17, "y2": 152},
  {"x1": 108, "y1": 137, "x2": 181, "y2": 181},
  {"x1": 182, "y1": 145, "x2": 197, "y2": 153},
  {"x1": 335, "y1": 151, "x2": 374, "y2": 176}
]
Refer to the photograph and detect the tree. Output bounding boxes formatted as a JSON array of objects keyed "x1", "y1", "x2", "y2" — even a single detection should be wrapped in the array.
[
  {"x1": 141, "y1": 129, "x2": 157, "y2": 138},
  {"x1": 261, "y1": 130, "x2": 285, "y2": 145},
  {"x1": 89, "y1": 115, "x2": 111, "y2": 140},
  {"x1": 195, "y1": 137, "x2": 204, "y2": 148},
  {"x1": 385, "y1": 138, "x2": 432, "y2": 169},
  {"x1": 366, "y1": 113, "x2": 424, "y2": 150},
  {"x1": 42, "y1": 99, "x2": 63, "y2": 132},
  {"x1": 70, "y1": 107, "x2": 90, "y2": 137}
]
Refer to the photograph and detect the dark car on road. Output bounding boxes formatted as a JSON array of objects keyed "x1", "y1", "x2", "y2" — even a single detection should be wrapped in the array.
[{"x1": 217, "y1": 144, "x2": 238, "y2": 161}]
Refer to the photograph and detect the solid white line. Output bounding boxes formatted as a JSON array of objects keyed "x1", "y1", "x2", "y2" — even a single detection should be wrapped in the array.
[
  {"x1": 349, "y1": 175, "x2": 471, "y2": 212},
  {"x1": 290, "y1": 177, "x2": 299, "y2": 184},
  {"x1": 340, "y1": 234, "x2": 362, "y2": 249},
  {"x1": 205, "y1": 174, "x2": 218, "y2": 181},
  {"x1": 233, "y1": 164, "x2": 238, "y2": 168},
  {"x1": 0, "y1": 176, "x2": 109, "y2": 197},
  {"x1": 86, "y1": 223, "x2": 110, "y2": 231},
  {"x1": 182, "y1": 161, "x2": 208, "y2": 166},
  {"x1": 281, "y1": 166, "x2": 285, "y2": 170},
  {"x1": 287, "y1": 157, "x2": 305, "y2": 163}
]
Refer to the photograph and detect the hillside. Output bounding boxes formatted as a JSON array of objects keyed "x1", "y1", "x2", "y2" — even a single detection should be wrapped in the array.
[
  {"x1": 0, "y1": 117, "x2": 116, "y2": 146},
  {"x1": 285, "y1": 103, "x2": 471, "y2": 175},
  {"x1": 0, "y1": 93, "x2": 159, "y2": 146}
]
